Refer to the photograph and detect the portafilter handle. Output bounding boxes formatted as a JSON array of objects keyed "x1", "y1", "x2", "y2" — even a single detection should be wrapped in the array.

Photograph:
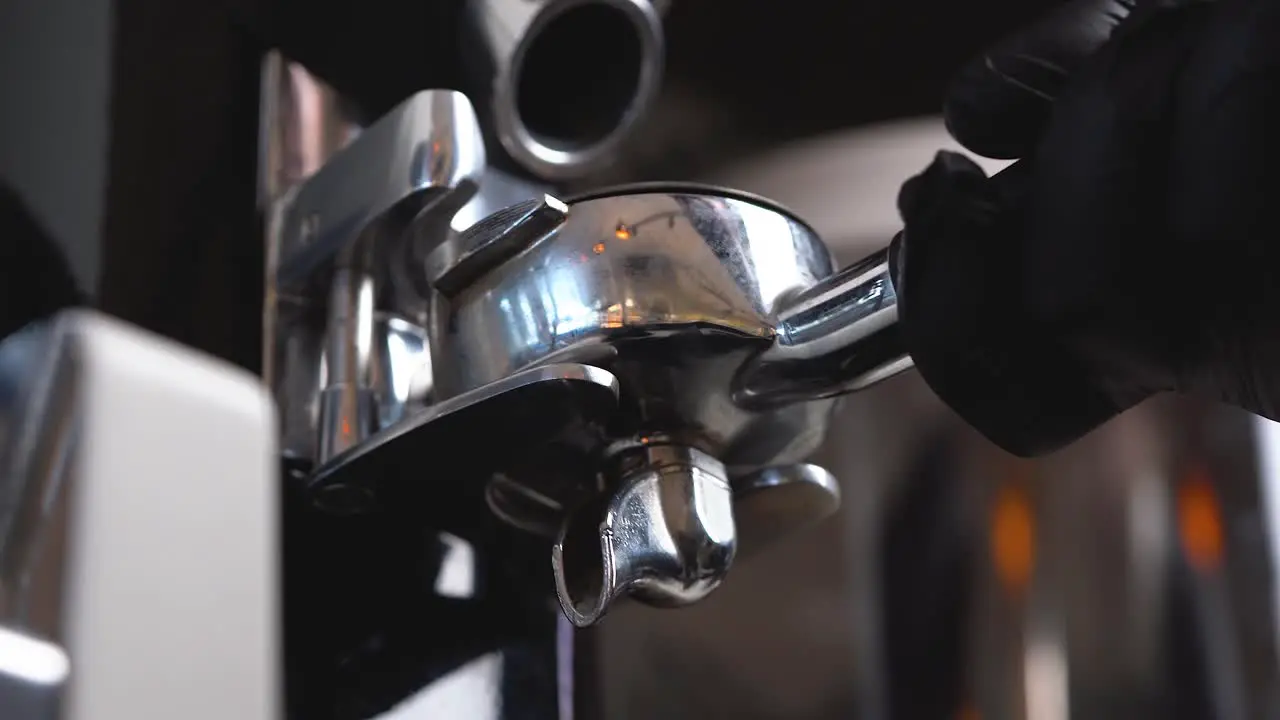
[{"x1": 734, "y1": 234, "x2": 910, "y2": 407}]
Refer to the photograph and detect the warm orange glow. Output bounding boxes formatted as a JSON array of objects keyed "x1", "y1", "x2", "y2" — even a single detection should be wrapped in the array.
[
  {"x1": 603, "y1": 303, "x2": 624, "y2": 328},
  {"x1": 1178, "y1": 467, "x2": 1224, "y2": 572},
  {"x1": 342, "y1": 418, "x2": 351, "y2": 436},
  {"x1": 991, "y1": 483, "x2": 1035, "y2": 593},
  {"x1": 614, "y1": 224, "x2": 632, "y2": 240},
  {"x1": 957, "y1": 706, "x2": 980, "y2": 720},
  {"x1": 592, "y1": 242, "x2": 607, "y2": 255}
]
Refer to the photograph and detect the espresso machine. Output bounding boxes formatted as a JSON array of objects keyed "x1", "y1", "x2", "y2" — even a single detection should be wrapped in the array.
[
  {"x1": 259, "y1": 3, "x2": 917, "y2": 713},
  {"x1": 0, "y1": 0, "x2": 928, "y2": 717},
  {"x1": 10, "y1": 0, "x2": 1280, "y2": 718}
]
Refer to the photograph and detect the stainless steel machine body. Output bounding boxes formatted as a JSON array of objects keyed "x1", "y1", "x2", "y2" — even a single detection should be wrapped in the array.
[
  {"x1": 265, "y1": 89, "x2": 910, "y2": 623},
  {"x1": 255, "y1": 4, "x2": 667, "y2": 708},
  {"x1": 14, "y1": 0, "x2": 1280, "y2": 717},
  {"x1": 254, "y1": 2, "x2": 915, "y2": 714}
]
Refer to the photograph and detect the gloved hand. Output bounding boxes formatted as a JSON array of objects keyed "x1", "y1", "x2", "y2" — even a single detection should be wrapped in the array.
[{"x1": 895, "y1": 0, "x2": 1280, "y2": 457}]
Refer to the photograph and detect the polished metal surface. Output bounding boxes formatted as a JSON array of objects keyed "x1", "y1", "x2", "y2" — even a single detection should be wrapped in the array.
[
  {"x1": 425, "y1": 183, "x2": 915, "y2": 624},
  {"x1": 371, "y1": 315, "x2": 433, "y2": 429},
  {"x1": 307, "y1": 362, "x2": 621, "y2": 521},
  {"x1": 317, "y1": 267, "x2": 378, "y2": 463},
  {"x1": 258, "y1": 52, "x2": 361, "y2": 210},
  {"x1": 256, "y1": 69, "x2": 848, "y2": 641},
  {"x1": 0, "y1": 320, "x2": 72, "y2": 720},
  {"x1": 0, "y1": 626, "x2": 67, "y2": 720},
  {"x1": 0, "y1": 320, "x2": 75, "y2": 641},
  {"x1": 274, "y1": 90, "x2": 485, "y2": 291},
  {"x1": 451, "y1": 166, "x2": 552, "y2": 234},
  {"x1": 428, "y1": 184, "x2": 905, "y2": 475},
  {"x1": 265, "y1": 89, "x2": 487, "y2": 465},
  {"x1": 735, "y1": 241, "x2": 911, "y2": 407},
  {"x1": 255, "y1": 65, "x2": 912, "y2": 640},
  {"x1": 429, "y1": 194, "x2": 571, "y2": 297},
  {"x1": 553, "y1": 444, "x2": 737, "y2": 626},
  {"x1": 460, "y1": 0, "x2": 664, "y2": 179},
  {"x1": 429, "y1": 183, "x2": 831, "y2": 398}
]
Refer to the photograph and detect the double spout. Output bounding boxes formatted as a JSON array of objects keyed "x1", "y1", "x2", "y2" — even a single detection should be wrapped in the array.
[{"x1": 554, "y1": 444, "x2": 738, "y2": 627}]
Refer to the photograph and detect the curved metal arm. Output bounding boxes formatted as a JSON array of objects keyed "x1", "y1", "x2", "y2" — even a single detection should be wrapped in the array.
[{"x1": 734, "y1": 235, "x2": 912, "y2": 407}]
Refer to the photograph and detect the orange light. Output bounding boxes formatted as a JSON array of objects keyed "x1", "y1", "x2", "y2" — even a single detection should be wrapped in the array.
[
  {"x1": 341, "y1": 418, "x2": 351, "y2": 436},
  {"x1": 991, "y1": 482, "x2": 1035, "y2": 593},
  {"x1": 957, "y1": 706, "x2": 980, "y2": 720},
  {"x1": 614, "y1": 224, "x2": 631, "y2": 240},
  {"x1": 592, "y1": 242, "x2": 606, "y2": 255},
  {"x1": 1178, "y1": 467, "x2": 1224, "y2": 572}
]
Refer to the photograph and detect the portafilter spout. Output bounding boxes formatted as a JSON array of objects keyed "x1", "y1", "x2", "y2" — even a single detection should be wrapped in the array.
[
  {"x1": 553, "y1": 444, "x2": 737, "y2": 627},
  {"x1": 460, "y1": 0, "x2": 664, "y2": 181}
]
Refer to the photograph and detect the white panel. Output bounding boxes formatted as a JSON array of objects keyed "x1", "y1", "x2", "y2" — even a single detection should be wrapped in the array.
[
  {"x1": 1253, "y1": 415, "x2": 1280, "y2": 655},
  {"x1": 61, "y1": 312, "x2": 278, "y2": 720}
]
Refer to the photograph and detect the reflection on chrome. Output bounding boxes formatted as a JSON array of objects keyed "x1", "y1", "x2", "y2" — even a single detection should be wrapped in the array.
[
  {"x1": 734, "y1": 198, "x2": 809, "y2": 314},
  {"x1": 0, "y1": 626, "x2": 69, "y2": 686}
]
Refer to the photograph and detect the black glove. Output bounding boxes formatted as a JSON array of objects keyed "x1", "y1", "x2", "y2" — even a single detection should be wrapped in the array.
[{"x1": 896, "y1": 0, "x2": 1280, "y2": 457}]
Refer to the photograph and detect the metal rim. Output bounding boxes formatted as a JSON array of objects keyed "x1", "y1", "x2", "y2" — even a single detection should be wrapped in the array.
[
  {"x1": 563, "y1": 181, "x2": 821, "y2": 237},
  {"x1": 493, "y1": 0, "x2": 665, "y2": 180}
]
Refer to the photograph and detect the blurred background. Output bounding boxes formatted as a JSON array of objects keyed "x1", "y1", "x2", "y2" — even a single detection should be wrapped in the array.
[{"x1": 5, "y1": 0, "x2": 1280, "y2": 718}]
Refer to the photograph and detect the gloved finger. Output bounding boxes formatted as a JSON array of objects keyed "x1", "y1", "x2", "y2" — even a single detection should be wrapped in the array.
[
  {"x1": 896, "y1": 151, "x2": 1037, "y2": 356},
  {"x1": 903, "y1": 1, "x2": 1221, "y2": 455},
  {"x1": 944, "y1": 0, "x2": 1138, "y2": 160},
  {"x1": 1021, "y1": 0, "x2": 1213, "y2": 383},
  {"x1": 896, "y1": 154, "x2": 1145, "y2": 456},
  {"x1": 1166, "y1": 0, "x2": 1280, "y2": 410},
  {"x1": 898, "y1": 0, "x2": 1206, "y2": 452}
]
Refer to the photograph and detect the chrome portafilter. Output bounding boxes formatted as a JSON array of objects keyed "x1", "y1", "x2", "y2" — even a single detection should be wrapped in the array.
[
  {"x1": 414, "y1": 185, "x2": 908, "y2": 624},
  {"x1": 262, "y1": 82, "x2": 906, "y2": 626}
]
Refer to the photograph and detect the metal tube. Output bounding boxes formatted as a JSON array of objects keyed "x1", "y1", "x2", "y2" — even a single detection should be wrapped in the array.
[
  {"x1": 260, "y1": 53, "x2": 362, "y2": 416},
  {"x1": 460, "y1": 0, "x2": 664, "y2": 180},
  {"x1": 316, "y1": 267, "x2": 376, "y2": 463}
]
